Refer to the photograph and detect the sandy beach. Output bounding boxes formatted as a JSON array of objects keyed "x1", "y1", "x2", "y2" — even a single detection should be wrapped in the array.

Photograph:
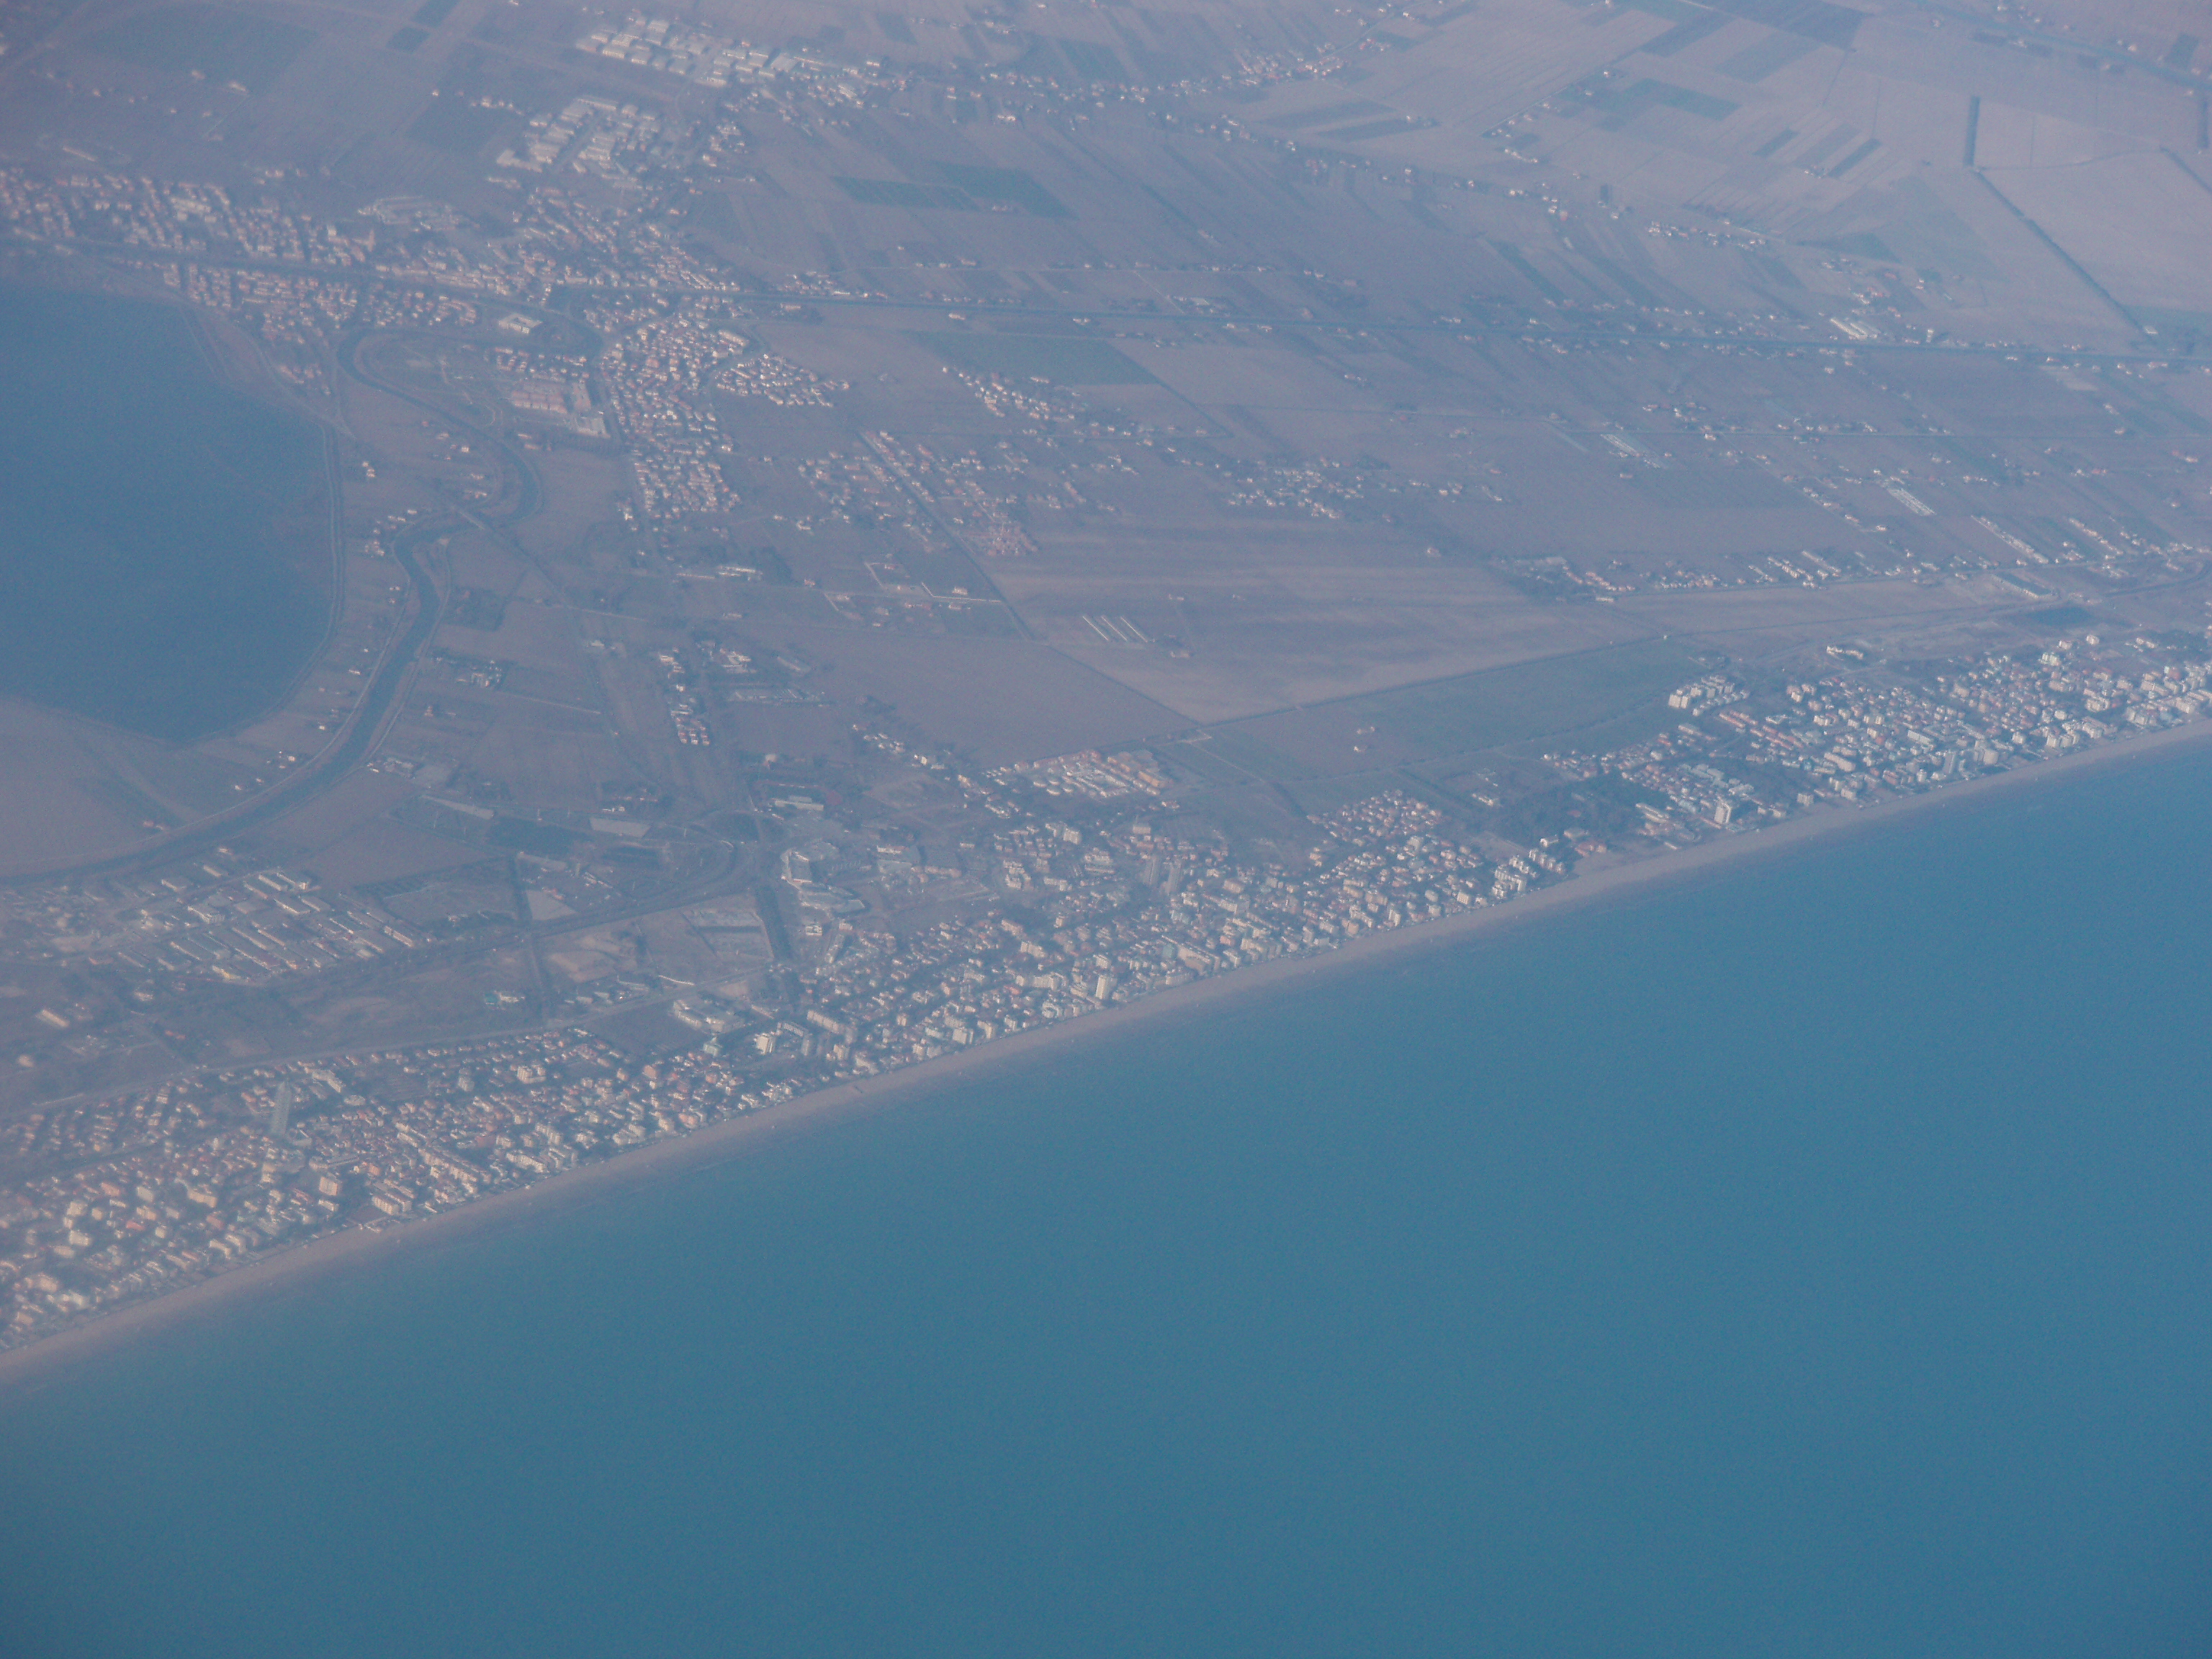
[{"x1": 7, "y1": 715, "x2": 2211, "y2": 1398}]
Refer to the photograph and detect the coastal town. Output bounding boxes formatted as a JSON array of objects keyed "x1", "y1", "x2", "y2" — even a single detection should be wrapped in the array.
[
  {"x1": 6, "y1": 621, "x2": 2211, "y2": 1353},
  {"x1": 8, "y1": 0, "x2": 2212, "y2": 1364},
  {"x1": 9, "y1": 0, "x2": 2212, "y2": 1644}
]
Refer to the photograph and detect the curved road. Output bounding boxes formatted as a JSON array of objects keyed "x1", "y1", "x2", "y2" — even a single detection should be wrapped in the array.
[
  {"x1": 3, "y1": 326, "x2": 563, "y2": 887},
  {"x1": 3, "y1": 524, "x2": 449, "y2": 886}
]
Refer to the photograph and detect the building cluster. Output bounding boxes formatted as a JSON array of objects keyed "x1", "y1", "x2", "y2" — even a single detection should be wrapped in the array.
[
  {"x1": 0, "y1": 1033, "x2": 804, "y2": 1347},
  {"x1": 1942, "y1": 638, "x2": 2211, "y2": 750},
  {"x1": 0, "y1": 770, "x2": 1563, "y2": 1351},
  {"x1": 577, "y1": 15, "x2": 773, "y2": 89},
  {"x1": 801, "y1": 793, "x2": 1529, "y2": 1082},
  {"x1": 595, "y1": 308, "x2": 745, "y2": 521},
  {"x1": 801, "y1": 449, "x2": 924, "y2": 539},
  {"x1": 0, "y1": 161, "x2": 737, "y2": 343},
  {"x1": 0, "y1": 859, "x2": 433, "y2": 989},
  {"x1": 497, "y1": 96, "x2": 667, "y2": 179},
  {"x1": 2057, "y1": 513, "x2": 2202, "y2": 580},
  {"x1": 1557, "y1": 634, "x2": 2212, "y2": 825},
  {"x1": 9, "y1": 621, "x2": 2212, "y2": 1353},
  {"x1": 1221, "y1": 458, "x2": 1445, "y2": 519},
  {"x1": 989, "y1": 750, "x2": 1174, "y2": 801},
  {"x1": 153, "y1": 262, "x2": 359, "y2": 348},
  {"x1": 359, "y1": 287, "x2": 481, "y2": 331},
  {"x1": 957, "y1": 371, "x2": 1069, "y2": 426},
  {"x1": 575, "y1": 13, "x2": 904, "y2": 99},
  {"x1": 487, "y1": 345, "x2": 608, "y2": 438},
  {"x1": 13, "y1": 70, "x2": 2212, "y2": 1357},
  {"x1": 863, "y1": 431, "x2": 1035, "y2": 558},
  {"x1": 711, "y1": 346, "x2": 845, "y2": 406},
  {"x1": 0, "y1": 168, "x2": 374, "y2": 269},
  {"x1": 1595, "y1": 736, "x2": 1762, "y2": 831},
  {"x1": 1509, "y1": 536, "x2": 1954, "y2": 599},
  {"x1": 8, "y1": 146, "x2": 2191, "y2": 611},
  {"x1": 652, "y1": 646, "x2": 714, "y2": 747},
  {"x1": 145, "y1": 248, "x2": 475, "y2": 347},
  {"x1": 1666, "y1": 675, "x2": 1747, "y2": 713}
]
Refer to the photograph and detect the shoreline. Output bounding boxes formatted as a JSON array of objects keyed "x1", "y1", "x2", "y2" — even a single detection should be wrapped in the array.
[{"x1": 7, "y1": 715, "x2": 2211, "y2": 1396}]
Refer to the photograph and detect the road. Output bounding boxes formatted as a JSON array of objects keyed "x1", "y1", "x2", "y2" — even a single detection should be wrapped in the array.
[
  {"x1": 2, "y1": 326, "x2": 554, "y2": 888},
  {"x1": 1, "y1": 523, "x2": 449, "y2": 886}
]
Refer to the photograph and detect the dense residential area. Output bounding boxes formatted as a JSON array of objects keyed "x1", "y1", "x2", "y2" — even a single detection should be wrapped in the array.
[
  {"x1": 6, "y1": 621, "x2": 2209, "y2": 1350},
  {"x1": 6, "y1": 0, "x2": 2212, "y2": 1365}
]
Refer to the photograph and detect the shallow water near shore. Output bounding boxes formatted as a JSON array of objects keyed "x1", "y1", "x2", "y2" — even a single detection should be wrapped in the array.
[
  {"x1": 4, "y1": 752, "x2": 2212, "y2": 1658},
  {"x1": 0, "y1": 282, "x2": 328, "y2": 742}
]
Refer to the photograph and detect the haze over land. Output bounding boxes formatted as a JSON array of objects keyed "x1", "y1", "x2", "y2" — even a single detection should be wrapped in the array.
[{"x1": 6, "y1": 0, "x2": 2212, "y2": 1351}]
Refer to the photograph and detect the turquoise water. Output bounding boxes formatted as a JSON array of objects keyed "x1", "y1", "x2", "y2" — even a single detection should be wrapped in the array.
[
  {"x1": 0, "y1": 284, "x2": 329, "y2": 742},
  {"x1": 4, "y1": 757, "x2": 2211, "y2": 1657}
]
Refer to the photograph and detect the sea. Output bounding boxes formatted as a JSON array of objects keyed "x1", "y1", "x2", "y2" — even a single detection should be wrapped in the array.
[
  {"x1": 0, "y1": 283, "x2": 329, "y2": 743},
  {"x1": 3, "y1": 752, "x2": 2210, "y2": 1659}
]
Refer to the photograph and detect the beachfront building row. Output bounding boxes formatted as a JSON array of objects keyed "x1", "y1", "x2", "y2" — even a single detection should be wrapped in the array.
[
  {"x1": 0, "y1": 781, "x2": 1554, "y2": 1347},
  {"x1": 7, "y1": 628, "x2": 2212, "y2": 1351}
]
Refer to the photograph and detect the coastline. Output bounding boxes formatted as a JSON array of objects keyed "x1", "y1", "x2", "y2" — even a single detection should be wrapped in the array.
[{"x1": 7, "y1": 714, "x2": 2211, "y2": 1397}]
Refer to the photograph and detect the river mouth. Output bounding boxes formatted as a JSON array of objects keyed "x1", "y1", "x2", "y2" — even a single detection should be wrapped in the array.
[{"x1": 0, "y1": 282, "x2": 332, "y2": 745}]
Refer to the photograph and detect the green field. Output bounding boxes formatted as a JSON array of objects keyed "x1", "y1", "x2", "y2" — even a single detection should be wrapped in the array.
[
  {"x1": 407, "y1": 100, "x2": 513, "y2": 156},
  {"x1": 1631, "y1": 467, "x2": 1801, "y2": 510},
  {"x1": 836, "y1": 178, "x2": 976, "y2": 211},
  {"x1": 90, "y1": 6, "x2": 313, "y2": 91},
  {"x1": 932, "y1": 163, "x2": 1073, "y2": 216},
  {"x1": 1048, "y1": 40, "x2": 1127, "y2": 85},
  {"x1": 1342, "y1": 638, "x2": 1705, "y2": 757},
  {"x1": 1279, "y1": 773, "x2": 1393, "y2": 817},
  {"x1": 1172, "y1": 728, "x2": 1315, "y2": 783},
  {"x1": 1160, "y1": 737, "x2": 1255, "y2": 787},
  {"x1": 914, "y1": 332, "x2": 1154, "y2": 385}
]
